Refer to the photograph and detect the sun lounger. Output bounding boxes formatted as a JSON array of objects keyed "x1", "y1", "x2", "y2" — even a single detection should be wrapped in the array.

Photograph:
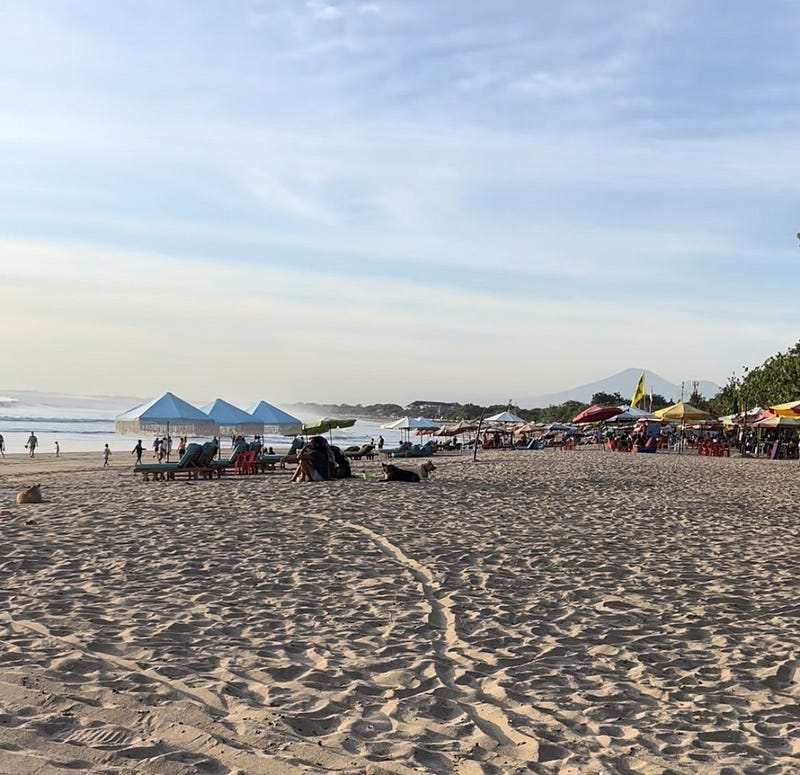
[
  {"x1": 257, "y1": 453, "x2": 284, "y2": 471},
  {"x1": 344, "y1": 444, "x2": 376, "y2": 460},
  {"x1": 407, "y1": 441, "x2": 435, "y2": 457},
  {"x1": 209, "y1": 440, "x2": 248, "y2": 475},
  {"x1": 381, "y1": 441, "x2": 413, "y2": 458},
  {"x1": 135, "y1": 442, "x2": 218, "y2": 481}
]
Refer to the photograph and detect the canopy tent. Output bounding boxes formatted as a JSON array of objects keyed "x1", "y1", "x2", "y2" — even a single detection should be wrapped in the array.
[
  {"x1": 653, "y1": 402, "x2": 711, "y2": 423},
  {"x1": 606, "y1": 405, "x2": 655, "y2": 423},
  {"x1": 301, "y1": 417, "x2": 356, "y2": 437},
  {"x1": 247, "y1": 400, "x2": 302, "y2": 435},
  {"x1": 572, "y1": 405, "x2": 623, "y2": 424},
  {"x1": 200, "y1": 398, "x2": 263, "y2": 436},
  {"x1": 485, "y1": 410, "x2": 525, "y2": 424},
  {"x1": 115, "y1": 392, "x2": 217, "y2": 445}
]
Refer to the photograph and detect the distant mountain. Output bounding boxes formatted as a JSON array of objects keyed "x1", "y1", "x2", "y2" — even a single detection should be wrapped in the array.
[{"x1": 521, "y1": 369, "x2": 721, "y2": 409}]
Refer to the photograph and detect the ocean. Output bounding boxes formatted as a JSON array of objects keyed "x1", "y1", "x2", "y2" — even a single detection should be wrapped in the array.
[{"x1": 0, "y1": 391, "x2": 406, "y2": 456}]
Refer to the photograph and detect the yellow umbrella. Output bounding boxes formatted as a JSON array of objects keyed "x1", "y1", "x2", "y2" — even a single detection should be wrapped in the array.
[
  {"x1": 768, "y1": 400, "x2": 800, "y2": 417},
  {"x1": 653, "y1": 402, "x2": 711, "y2": 422}
]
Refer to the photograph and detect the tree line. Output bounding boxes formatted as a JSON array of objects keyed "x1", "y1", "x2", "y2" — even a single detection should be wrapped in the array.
[{"x1": 296, "y1": 340, "x2": 800, "y2": 422}]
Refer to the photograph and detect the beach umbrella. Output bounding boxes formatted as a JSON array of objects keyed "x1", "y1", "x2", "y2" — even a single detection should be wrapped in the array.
[
  {"x1": 381, "y1": 416, "x2": 440, "y2": 442},
  {"x1": 572, "y1": 405, "x2": 623, "y2": 424},
  {"x1": 752, "y1": 415, "x2": 800, "y2": 428},
  {"x1": 381, "y1": 416, "x2": 441, "y2": 431},
  {"x1": 653, "y1": 402, "x2": 711, "y2": 422},
  {"x1": 200, "y1": 398, "x2": 264, "y2": 436},
  {"x1": 247, "y1": 400, "x2": 302, "y2": 435},
  {"x1": 115, "y1": 391, "x2": 217, "y2": 461},
  {"x1": 301, "y1": 417, "x2": 356, "y2": 440},
  {"x1": 485, "y1": 410, "x2": 526, "y2": 424},
  {"x1": 768, "y1": 400, "x2": 800, "y2": 417}
]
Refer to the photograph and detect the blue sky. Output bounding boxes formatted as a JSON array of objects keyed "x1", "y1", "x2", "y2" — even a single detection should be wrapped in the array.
[{"x1": 2, "y1": 1, "x2": 798, "y2": 406}]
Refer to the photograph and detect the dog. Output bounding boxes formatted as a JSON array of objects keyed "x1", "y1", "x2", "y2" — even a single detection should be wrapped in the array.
[
  {"x1": 381, "y1": 461, "x2": 436, "y2": 482},
  {"x1": 16, "y1": 484, "x2": 43, "y2": 504},
  {"x1": 416, "y1": 460, "x2": 436, "y2": 480}
]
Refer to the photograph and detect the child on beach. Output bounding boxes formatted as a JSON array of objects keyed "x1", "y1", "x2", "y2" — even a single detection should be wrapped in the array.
[{"x1": 103, "y1": 444, "x2": 112, "y2": 467}]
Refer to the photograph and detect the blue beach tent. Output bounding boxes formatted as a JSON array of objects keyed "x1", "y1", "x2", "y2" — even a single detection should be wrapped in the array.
[
  {"x1": 114, "y1": 391, "x2": 218, "y2": 436},
  {"x1": 247, "y1": 400, "x2": 302, "y2": 435},
  {"x1": 200, "y1": 398, "x2": 264, "y2": 435}
]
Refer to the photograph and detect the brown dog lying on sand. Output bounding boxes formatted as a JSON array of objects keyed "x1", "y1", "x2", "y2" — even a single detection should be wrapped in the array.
[
  {"x1": 16, "y1": 485, "x2": 43, "y2": 504},
  {"x1": 381, "y1": 461, "x2": 436, "y2": 482}
]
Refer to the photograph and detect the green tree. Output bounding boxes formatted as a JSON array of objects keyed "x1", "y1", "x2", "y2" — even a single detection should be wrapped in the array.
[{"x1": 591, "y1": 391, "x2": 626, "y2": 406}]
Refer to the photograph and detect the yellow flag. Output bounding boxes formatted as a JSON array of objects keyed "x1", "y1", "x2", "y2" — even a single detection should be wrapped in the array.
[{"x1": 630, "y1": 372, "x2": 646, "y2": 407}]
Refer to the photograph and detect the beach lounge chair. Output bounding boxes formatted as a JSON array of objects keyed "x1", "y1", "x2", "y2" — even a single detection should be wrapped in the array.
[
  {"x1": 381, "y1": 441, "x2": 413, "y2": 458},
  {"x1": 209, "y1": 439, "x2": 248, "y2": 475},
  {"x1": 257, "y1": 453, "x2": 284, "y2": 471},
  {"x1": 344, "y1": 443, "x2": 375, "y2": 460},
  {"x1": 516, "y1": 439, "x2": 543, "y2": 450},
  {"x1": 134, "y1": 442, "x2": 207, "y2": 481},
  {"x1": 408, "y1": 441, "x2": 435, "y2": 457}
]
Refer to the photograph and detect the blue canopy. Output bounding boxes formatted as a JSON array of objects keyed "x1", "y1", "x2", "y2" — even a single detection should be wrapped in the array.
[
  {"x1": 200, "y1": 398, "x2": 263, "y2": 434},
  {"x1": 247, "y1": 400, "x2": 302, "y2": 430},
  {"x1": 115, "y1": 391, "x2": 217, "y2": 435}
]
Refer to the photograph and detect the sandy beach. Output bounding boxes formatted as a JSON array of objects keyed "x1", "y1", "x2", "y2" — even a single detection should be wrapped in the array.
[{"x1": 2, "y1": 448, "x2": 800, "y2": 774}]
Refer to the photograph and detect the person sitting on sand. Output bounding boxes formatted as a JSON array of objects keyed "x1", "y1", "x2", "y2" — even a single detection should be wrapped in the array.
[{"x1": 290, "y1": 436, "x2": 335, "y2": 482}]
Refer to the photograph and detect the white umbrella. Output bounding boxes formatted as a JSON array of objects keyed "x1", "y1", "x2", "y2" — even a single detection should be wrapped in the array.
[
  {"x1": 381, "y1": 416, "x2": 440, "y2": 442},
  {"x1": 485, "y1": 410, "x2": 526, "y2": 424}
]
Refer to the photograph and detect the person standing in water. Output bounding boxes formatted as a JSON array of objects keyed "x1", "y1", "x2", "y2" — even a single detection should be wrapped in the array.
[{"x1": 26, "y1": 432, "x2": 38, "y2": 458}]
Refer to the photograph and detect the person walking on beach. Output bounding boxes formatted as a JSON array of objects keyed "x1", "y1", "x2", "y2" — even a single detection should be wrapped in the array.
[
  {"x1": 132, "y1": 439, "x2": 144, "y2": 463},
  {"x1": 103, "y1": 444, "x2": 112, "y2": 467},
  {"x1": 377, "y1": 435, "x2": 384, "y2": 450},
  {"x1": 25, "y1": 432, "x2": 38, "y2": 458},
  {"x1": 54, "y1": 441, "x2": 60, "y2": 457},
  {"x1": 0, "y1": 433, "x2": 5, "y2": 458}
]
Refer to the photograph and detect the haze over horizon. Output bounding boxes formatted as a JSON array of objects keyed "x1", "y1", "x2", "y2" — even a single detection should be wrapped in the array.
[{"x1": 2, "y1": 1, "x2": 798, "y2": 405}]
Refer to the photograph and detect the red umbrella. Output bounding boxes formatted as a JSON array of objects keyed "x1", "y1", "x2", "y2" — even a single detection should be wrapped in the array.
[{"x1": 572, "y1": 405, "x2": 624, "y2": 424}]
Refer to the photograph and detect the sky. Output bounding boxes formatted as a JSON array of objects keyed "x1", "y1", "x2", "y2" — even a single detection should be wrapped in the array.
[{"x1": 2, "y1": 0, "x2": 799, "y2": 407}]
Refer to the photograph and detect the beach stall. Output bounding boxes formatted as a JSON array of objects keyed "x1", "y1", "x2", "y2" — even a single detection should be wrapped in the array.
[
  {"x1": 115, "y1": 391, "x2": 218, "y2": 460},
  {"x1": 482, "y1": 410, "x2": 526, "y2": 448}
]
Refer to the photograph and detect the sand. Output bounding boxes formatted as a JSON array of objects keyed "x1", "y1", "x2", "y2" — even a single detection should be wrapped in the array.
[{"x1": 1, "y1": 447, "x2": 800, "y2": 774}]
